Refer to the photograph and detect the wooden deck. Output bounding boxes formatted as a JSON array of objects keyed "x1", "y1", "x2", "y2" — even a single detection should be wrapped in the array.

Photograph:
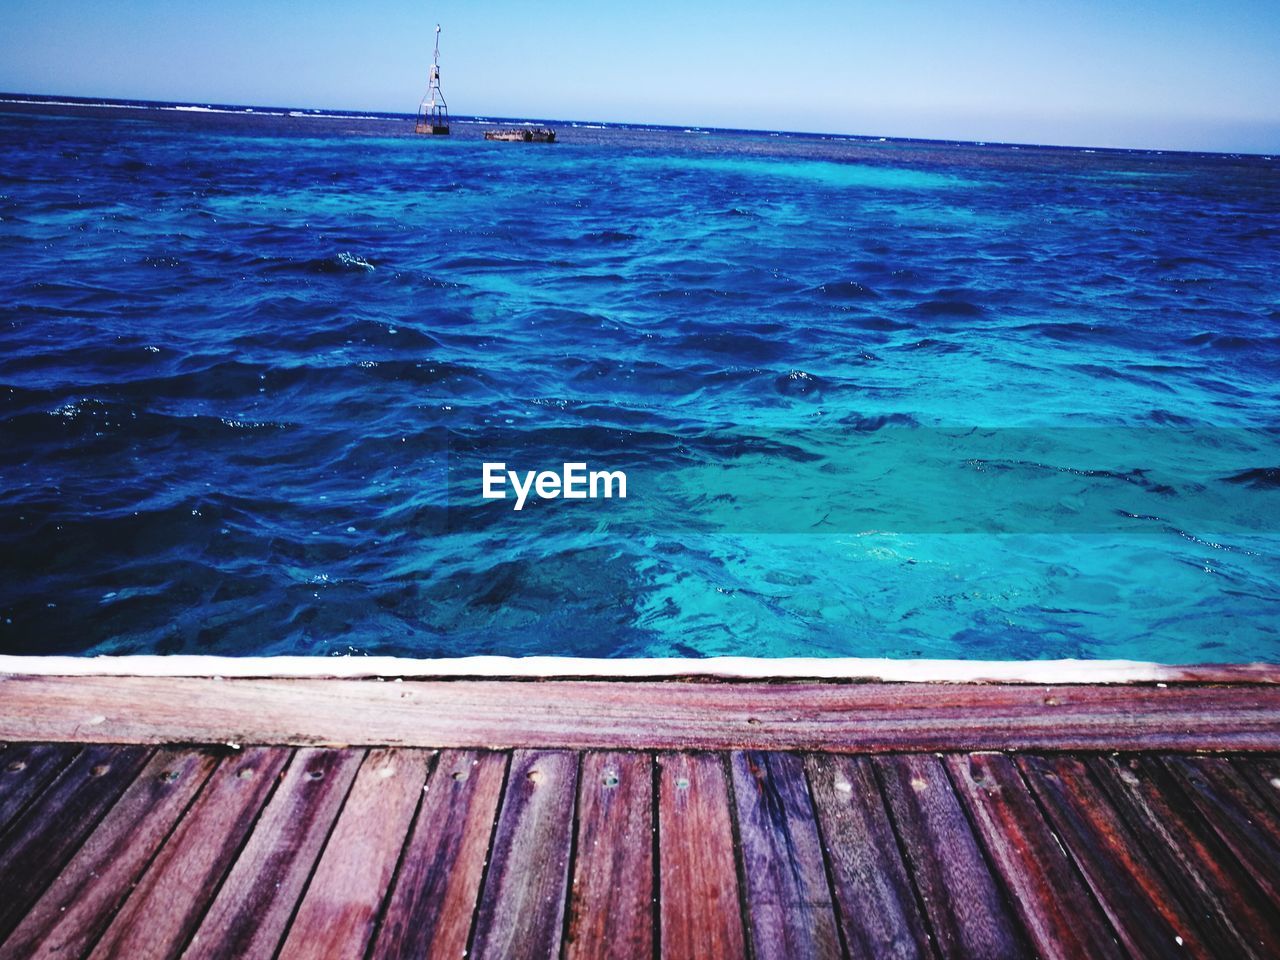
[{"x1": 1, "y1": 677, "x2": 1279, "y2": 958}]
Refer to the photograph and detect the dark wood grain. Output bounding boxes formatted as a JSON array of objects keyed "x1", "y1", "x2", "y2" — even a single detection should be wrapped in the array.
[
  {"x1": 183, "y1": 747, "x2": 365, "y2": 960},
  {"x1": 564, "y1": 752, "x2": 654, "y2": 960},
  {"x1": 371, "y1": 750, "x2": 508, "y2": 960},
  {"x1": 469, "y1": 750, "x2": 579, "y2": 960},
  {"x1": 0, "y1": 748, "x2": 215, "y2": 960},
  {"x1": 729, "y1": 751, "x2": 841, "y2": 959},
  {"x1": 7, "y1": 676, "x2": 1280, "y2": 751},
  {"x1": 88, "y1": 747, "x2": 289, "y2": 960},
  {"x1": 946, "y1": 752, "x2": 1124, "y2": 960},
  {"x1": 0, "y1": 743, "x2": 77, "y2": 835},
  {"x1": 805, "y1": 754, "x2": 933, "y2": 959},
  {"x1": 277, "y1": 748, "x2": 432, "y2": 960},
  {"x1": 875, "y1": 753, "x2": 1023, "y2": 959},
  {"x1": 1090, "y1": 755, "x2": 1280, "y2": 960},
  {"x1": 1231, "y1": 755, "x2": 1280, "y2": 819},
  {"x1": 1162, "y1": 755, "x2": 1280, "y2": 906},
  {"x1": 1018, "y1": 754, "x2": 1210, "y2": 959},
  {"x1": 657, "y1": 752, "x2": 746, "y2": 960},
  {"x1": 0, "y1": 744, "x2": 152, "y2": 943}
]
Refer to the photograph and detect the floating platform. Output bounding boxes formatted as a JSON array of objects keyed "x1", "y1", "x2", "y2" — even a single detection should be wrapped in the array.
[
  {"x1": 484, "y1": 127, "x2": 556, "y2": 143},
  {"x1": 1, "y1": 670, "x2": 1278, "y2": 958}
]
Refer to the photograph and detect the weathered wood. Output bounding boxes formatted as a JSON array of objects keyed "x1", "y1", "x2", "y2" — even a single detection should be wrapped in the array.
[
  {"x1": 729, "y1": 751, "x2": 841, "y2": 959},
  {"x1": 470, "y1": 750, "x2": 579, "y2": 960},
  {"x1": 805, "y1": 754, "x2": 933, "y2": 959},
  {"x1": 1162, "y1": 755, "x2": 1280, "y2": 906},
  {"x1": 89, "y1": 747, "x2": 290, "y2": 960},
  {"x1": 657, "y1": 752, "x2": 746, "y2": 960},
  {"x1": 0, "y1": 744, "x2": 151, "y2": 943},
  {"x1": 564, "y1": 752, "x2": 654, "y2": 960},
  {"x1": 4, "y1": 737, "x2": 1280, "y2": 960},
  {"x1": 1090, "y1": 755, "x2": 1280, "y2": 960},
  {"x1": 1018, "y1": 754, "x2": 1210, "y2": 959},
  {"x1": 1233, "y1": 755, "x2": 1280, "y2": 819},
  {"x1": 0, "y1": 743, "x2": 77, "y2": 835},
  {"x1": 371, "y1": 750, "x2": 508, "y2": 960},
  {"x1": 875, "y1": 754, "x2": 1023, "y2": 959},
  {"x1": 0, "y1": 748, "x2": 214, "y2": 960},
  {"x1": 277, "y1": 748, "x2": 432, "y2": 960},
  {"x1": 6, "y1": 676, "x2": 1280, "y2": 751},
  {"x1": 183, "y1": 748, "x2": 365, "y2": 959},
  {"x1": 3, "y1": 719, "x2": 1280, "y2": 960},
  {"x1": 946, "y1": 752, "x2": 1123, "y2": 960}
]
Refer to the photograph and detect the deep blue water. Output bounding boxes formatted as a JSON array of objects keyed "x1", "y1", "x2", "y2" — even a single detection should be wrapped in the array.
[{"x1": 2, "y1": 99, "x2": 1278, "y2": 661}]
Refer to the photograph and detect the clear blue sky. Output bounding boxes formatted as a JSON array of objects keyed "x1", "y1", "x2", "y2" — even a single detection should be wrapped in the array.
[{"x1": 4, "y1": 0, "x2": 1279, "y2": 152}]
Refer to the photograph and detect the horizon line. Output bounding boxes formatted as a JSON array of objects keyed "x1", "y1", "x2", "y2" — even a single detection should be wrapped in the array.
[{"x1": 2, "y1": 89, "x2": 1276, "y2": 160}]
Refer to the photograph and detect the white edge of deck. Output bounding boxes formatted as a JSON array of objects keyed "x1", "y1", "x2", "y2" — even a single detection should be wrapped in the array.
[{"x1": 0, "y1": 654, "x2": 1275, "y2": 684}]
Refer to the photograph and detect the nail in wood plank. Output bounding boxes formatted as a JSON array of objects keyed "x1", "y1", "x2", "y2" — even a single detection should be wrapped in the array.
[
  {"x1": 729, "y1": 751, "x2": 841, "y2": 960},
  {"x1": 1090, "y1": 755, "x2": 1280, "y2": 960},
  {"x1": 183, "y1": 748, "x2": 365, "y2": 960},
  {"x1": 1162, "y1": 755, "x2": 1280, "y2": 906},
  {"x1": 0, "y1": 743, "x2": 78, "y2": 835},
  {"x1": 1, "y1": 748, "x2": 217, "y2": 960},
  {"x1": 371, "y1": 750, "x2": 508, "y2": 960},
  {"x1": 470, "y1": 750, "x2": 579, "y2": 960},
  {"x1": 0, "y1": 744, "x2": 152, "y2": 943},
  {"x1": 89, "y1": 747, "x2": 290, "y2": 960},
  {"x1": 564, "y1": 752, "x2": 653, "y2": 960},
  {"x1": 945, "y1": 752, "x2": 1123, "y2": 960},
  {"x1": 875, "y1": 754, "x2": 1023, "y2": 959},
  {"x1": 805, "y1": 754, "x2": 934, "y2": 959},
  {"x1": 277, "y1": 748, "x2": 432, "y2": 960},
  {"x1": 658, "y1": 752, "x2": 746, "y2": 960},
  {"x1": 1018, "y1": 754, "x2": 1210, "y2": 959}
]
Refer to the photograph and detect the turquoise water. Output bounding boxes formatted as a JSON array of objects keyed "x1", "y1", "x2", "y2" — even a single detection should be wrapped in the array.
[{"x1": 1, "y1": 102, "x2": 1278, "y2": 661}]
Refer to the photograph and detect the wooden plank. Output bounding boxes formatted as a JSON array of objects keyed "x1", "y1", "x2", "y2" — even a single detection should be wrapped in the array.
[
  {"x1": 875, "y1": 754, "x2": 1023, "y2": 959},
  {"x1": 728, "y1": 751, "x2": 841, "y2": 959},
  {"x1": 1090, "y1": 755, "x2": 1280, "y2": 960},
  {"x1": 1232, "y1": 755, "x2": 1280, "y2": 819},
  {"x1": 564, "y1": 751, "x2": 654, "y2": 960},
  {"x1": 0, "y1": 743, "x2": 152, "y2": 943},
  {"x1": 183, "y1": 747, "x2": 365, "y2": 959},
  {"x1": 1, "y1": 748, "x2": 217, "y2": 960},
  {"x1": 1162, "y1": 755, "x2": 1280, "y2": 906},
  {"x1": 276, "y1": 748, "x2": 432, "y2": 960},
  {"x1": 657, "y1": 752, "x2": 746, "y2": 960},
  {"x1": 370, "y1": 750, "x2": 508, "y2": 960},
  {"x1": 5, "y1": 676, "x2": 1280, "y2": 751},
  {"x1": 88, "y1": 747, "x2": 290, "y2": 960},
  {"x1": 469, "y1": 750, "x2": 579, "y2": 960},
  {"x1": 0, "y1": 743, "x2": 78, "y2": 835},
  {"x1": 945, "y1": 752, "x2": 1123, "y2": 960},
  {"x1": 1017, "y1": 754, "x2": 1211, "y2": 959},
  {"x1": 805, "y1": 754, "x2": 933, "y2": 959}
]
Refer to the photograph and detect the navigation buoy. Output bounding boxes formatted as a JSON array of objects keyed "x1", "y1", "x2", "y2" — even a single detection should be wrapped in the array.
[{"x1": 415, "y1": 24, "x2": 449, "y2": 135}]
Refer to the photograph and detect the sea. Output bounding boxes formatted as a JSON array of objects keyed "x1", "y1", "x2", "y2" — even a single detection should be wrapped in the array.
[{"x1": 2, "y1": 94, "x2": 1278, "y2": 662}]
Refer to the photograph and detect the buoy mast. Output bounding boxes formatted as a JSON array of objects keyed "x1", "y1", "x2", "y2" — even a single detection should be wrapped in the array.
[{"x1": 415, "y1": 24, "x2": 450, "y2": 135}]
